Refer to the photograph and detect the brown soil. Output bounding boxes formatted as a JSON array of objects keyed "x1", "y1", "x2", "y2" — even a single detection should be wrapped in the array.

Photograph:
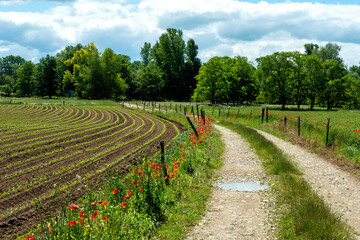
[{"x1": 0, "y1": 105, "x2": 181, "y2": 239}]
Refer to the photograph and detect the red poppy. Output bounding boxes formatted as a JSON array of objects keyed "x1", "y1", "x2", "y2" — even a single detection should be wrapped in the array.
[
  {"x1": 70, "y1": 205, "x2": 78, "y2": 211},
  {"x1": 179, "y1": 145, "x2": 183, "y2": 149},
  {"x1": 131, "y1": 180, "x2": 135, "y2": 184},
  {"x1": 77, "y1": 221, "x2": 83, "y2": 225},
  {"x1": 177, "y1": 178, "x2": 180, "y2": 181},
  {"x1": 124, "y1": 194, "x2": 130, "y2": 199},
  {"x1": 49, "y1": 226, "x2": 53, "y2": 232},
  {"x1": 170, "y1": 173, "x2": 174, "y2": 178},
  {"x1": 102, "y1": 216, "x2": 108, "y2": 221},
  {"x1": 140, "y1": 187, "x2": 144, "y2": 191},
  {"x1": 121, "y1": 202, "x2": 127, "y2": 208},
  {"x1": 78, "y1": 210, "x2": 85, "y2": 218},
  {"x1": 133, "y1": 169, "x2": 137, "y2": 173},
  {"x1": 102, "y1": 201, "x2": 107, "y2": 206},
  {"x1": 197, "y1": 140, "x2": 201, "y2": 144},
  {"x1": 68, "y1": 220, "x2": 76, "y2": 226},
  {"x1": 113, "y1": 188, "x2": 118, "y2": 195}
]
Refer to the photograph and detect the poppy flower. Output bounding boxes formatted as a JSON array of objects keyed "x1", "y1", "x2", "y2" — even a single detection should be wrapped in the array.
[
  {"x1": 77, "y1": 221, "x2": 83, "y2": 225},
  {"x1": 102, "y1": 201, "x2": 107, "y2": 206},
  {"x1": 179, "y1": 145, "x2": 183, "y2": 149},
  {"x1": 78, "y1": 210, "x2": 85, "y2": 218},
  {"x1": 124, "y1": 194, "x2": 130, "y2": 199},
  {"x1": 121, "y1": 202, "x2": 127, "y2": 208},
  {"x1": 170, "y1": 173, "x2": 174, "y2": 178},
  {"x1": 102, "y1": 216, "x2": 108, "y2": 221},
  {"x1": 140, "y1": 187, "x2": 144, "y2": 191},
  {"x1": 113, "y1": 188, "x2": 118, "y2": 195},
  {"x1": 197, "y1": 140, "x2": 201, "y2": 144},
  {"x1": 68, "y1": 220, "x2": 76, "y2": 226},
  {"x1": 71, "y1": 205, "x2": 78, "y2": 211},
  {"x1": 49, "y1": 226, "x2": 53, "y2": 232}
]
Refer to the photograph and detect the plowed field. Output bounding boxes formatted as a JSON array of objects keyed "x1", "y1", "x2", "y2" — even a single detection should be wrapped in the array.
[{"x1": 0, "y1": 104, "x2": 180, "y2": 238}]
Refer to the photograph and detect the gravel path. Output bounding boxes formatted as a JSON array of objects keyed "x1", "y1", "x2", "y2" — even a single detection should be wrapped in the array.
[
  {"x1": 256, "y1": 129, "x2": 360, "y2": 238},
  {"x1": 187, "y1": 125, "x2": 272, "y2": 240}
]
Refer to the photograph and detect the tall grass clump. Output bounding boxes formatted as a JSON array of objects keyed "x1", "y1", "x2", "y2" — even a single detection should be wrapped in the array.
[{"x1": 220, "y1": 121, "x2": 355, "y2": 240}]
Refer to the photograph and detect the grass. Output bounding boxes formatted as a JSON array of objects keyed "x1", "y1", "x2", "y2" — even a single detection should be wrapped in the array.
[{"x1": 220, "y1": 120, "x2": 355, "y2": 239}]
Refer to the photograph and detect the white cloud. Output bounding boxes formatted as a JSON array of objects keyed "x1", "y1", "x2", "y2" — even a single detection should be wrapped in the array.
[{"x1": 0, "y1": 0, "x2": 360, "y2": 66}]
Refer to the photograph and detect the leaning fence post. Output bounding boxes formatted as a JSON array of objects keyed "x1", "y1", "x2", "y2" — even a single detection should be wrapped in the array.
[
  {"x1": 196, "y1": 104, "x2": 199, "y2": 119},
  {"x1": 160, "y1": 141, "x2": 169, "y2": 185},
  {"x1": 187, "y1": 117, "x2": 199, "y2": 139},
  {"x1": 326, "y1": 118, "x2": 330, "y2": 147}
]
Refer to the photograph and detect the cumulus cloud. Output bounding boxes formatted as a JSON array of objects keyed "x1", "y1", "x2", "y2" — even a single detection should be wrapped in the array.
[{"x1": 0, "y1": 0, "x2": 360, "y2": 66}]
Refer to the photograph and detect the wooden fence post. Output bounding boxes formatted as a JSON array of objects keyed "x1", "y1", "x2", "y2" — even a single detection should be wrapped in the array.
[
  {"x1": 261, "y1": 108, "x2": 265, "y2": 124},
  {"x1": 284, "y1": 116, "x2": 287, "y2": 126},
  {"x1": 298, "y1": 116, "x2": 301, "y2": 136},
  {"x1": 227, "y1": 108, "x2": 230, "y2": 118},
  {"x1": 160, "y1": 141, "x2": 169, "y2": 185},
  {"x1": 249, "y1": 110, "x2": 252, "y2": 120},
  {"x1": 196, "y1": 104, "x2": 199, "y2": 119},
  {"x1": 326, "y1": 118, "x2": 330, "y2": 147},
  {"x1": 187, "y1": 117, "x2": 199, "y2": 139},
  {"x1": 212, "y1": 107, "x2": 215, "y2": 116},
  {"x1": 266, "y1": 107, "x2": 269, "y2": 123},
  {"x1": 235, "y1": 109, "x2": 239, "y2": 120}
]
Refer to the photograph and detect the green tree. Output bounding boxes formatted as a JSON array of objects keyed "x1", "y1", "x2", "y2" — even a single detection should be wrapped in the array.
[
  {"x1": 15, "y1": 61, "x2": 35, "y2": 97},
  {"x1": 35, "y1": 55, "x2": 57, "y2": 98},
  {"x1": 151, "y1": 28, "x2": 186, "y2": 100},
  {"x1": 140, "y1": 42, "x2": 151, "y2": 67},
  {"x1": 184, "y1": 39, "x2": 201, "y2": 98},
  {"x1": 304, "y1": 43, "x2": 319, "y2": 56},
  {"x1": 304, "y1": 55, "x2": 324, "y2": 110},
  {"x1": 256, "y1": 52, "x2": 293, "y2": 109},
  {"x1": 136, "y1": 63, "x2": 164, "y2": 101},
  {"x1": 193, "y1": 56, "x2": 228, "y2": 104},
  {"x1": 226, "y1": 56, "x2": 258, "y2": 105},
  {"x1": 320, "y1": 59, "x2": 347, "y2": 110},
  {"x1": 290, "y1": 51, "x2": 307, "y2": 109},
  {"x1": 314, "y1": 43, "x2": 343, "y2": 64}
]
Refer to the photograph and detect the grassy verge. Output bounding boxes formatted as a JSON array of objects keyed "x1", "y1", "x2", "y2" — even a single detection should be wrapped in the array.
[
  {"x1": 219, "y1": 121, "x2": 355, "y2": 240},
  {"x1": 21, "y1": 116, "x2": 223, "y2": 240}
]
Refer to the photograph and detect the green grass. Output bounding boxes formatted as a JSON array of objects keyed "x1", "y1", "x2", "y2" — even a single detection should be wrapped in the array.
[
  {"x1": 220, "y1": 120, "x2": 355, "y2": 240},
  {"x1": 0, "y1": 97, "x2": 119, "y2": 107}
]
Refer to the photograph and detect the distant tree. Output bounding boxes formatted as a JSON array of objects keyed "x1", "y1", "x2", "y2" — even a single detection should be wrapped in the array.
[
  {"x1": 151, "y1": 28, "x2": 186, "y2": 100},
  {"x1": 35, "y1": 55, "x2": 57, "y2": 98},
  {"x1": 304, "y1": 55, "x2": 324, "y2": 110},
  {"x1": 0, "y1": 55, "x2": 25, "y2": 76},
  {"x1": 304, "y1": 43, "x2": 319, "y2": 56},
  {"x1": 320, "y1": 59, "x2": 347, "y2": 110},
  {"x1": 15, "y1": 61, "x2": 35, "y2": 97},
  {"x1": 184, "y1": 39, "x2": 201, "y2": 98},
  {"x1": 226, "y1": 56, "x2": 258, "y2": 105},
  {"x1": 193, "y1": 56, "x2": 228, "y2": 104},
  {"x1": 290, "y1": 51, "x2": 307, "y2": 109},
  {"x1": 256, "y1": 52, "x2": 293, "y2": 109},
  {"x1": 314, "y1": 43, "x2": 343, "y2": 64},
  {"x1": 136, "y1": 63, "x2": 165, "y2": 101},
  {"x1": 55, "y1": 43, "x2": 83, "y2": 95},
  {"x1": 140, "y1": 42, "x2": 151, "y2": 67}
]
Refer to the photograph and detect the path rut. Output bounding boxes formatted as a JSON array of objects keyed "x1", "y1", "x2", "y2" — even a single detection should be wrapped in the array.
[{"x1": 187, "y1": 125, "x2": 272, "y2": 240}]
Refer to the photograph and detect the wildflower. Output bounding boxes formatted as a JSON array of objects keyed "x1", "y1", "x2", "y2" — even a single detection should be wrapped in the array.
[
  {"x1": 179, "y1": 145, "x2": 183, "y2": 149},
  {"x1": 102, "y1": 201, "x2": 107, "y2": 206},
  {"x1": 197, "y1": 140, "x2": 201, "y2": 144},
  {"x1": 49, "y1": 226, "x2": 53, "y2": 232},
  {"x1": 124, "y1": 194, "x2": 130, "y2": 199},
  {"x1": 131, "y1": 181, "x2": 135, "y2": 184},
  {"x1": 140, "y1": 187, "x2": 144, "y2": 191},
  {"x1": 113, "y1": 188, "x2": 118, "y2": 194},
  {"x1": 102, "y1": 216, "x2": 108, "y2": 221},
  {"x1": 78, "y1": 210, "x2": 85, "y2": 218},
  {"x1": 77, "y1": 221, "x2": 83, "y2": 225},
  {"x1": 121, "y1": 202, "x2": 127, "y2": 208},
  {"x1": 71, "y1": 205, "x2": 78, "y2": 211},
  {"x1": 68, "y1": 220, "x2": 76, "y2": 226},
  {"x1": 177, "y1": 178, "x2": 180, "y2": 181},
  {"x1": 133, "y1": 169, "x2": 137, "y2": 173},
  {"x1": 170, "y1": 173, "x2": 174, "y2": 178}
]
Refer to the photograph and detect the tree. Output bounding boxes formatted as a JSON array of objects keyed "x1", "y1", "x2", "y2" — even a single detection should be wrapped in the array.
[
  {"x1": 256, "y1": 52, "x2": 293, "y2": 109},
  {"x1": 136, "y1": 63, "x2": 164, "y2": 101},
  {"x1": 184, "y1": 39, "x2": 201, "y2": 98},
  {"x1": 320, "y1": 59, "x2": 347, "y2": 110},
  {"x1": 304, "y1": 55, "x2": 324, "y2": 110},
  {"x1": 140, "y1": 42, "x2": 151, "y2": 67},
  {"x1": 304, "y1": 43, "x2": 319, "y2": 56},
  {"x1": 226, "y1": 56, "x2": 258, "y2": 104},
  {"x1": 314, "y1": 43, "x2": 343, "y2": 64},
  {"x1": 55, "y1": 44, "x2": 83, "y2": 95},
  {"x1": 193, "y1": 56, "x2": 228, "y2": 104},
  {"x1": 35, "y1": 55, "x2": 57, "y2": 98},
  {"x1": 151, "y1": 28, "x2": 186, "y2": 100},
  {"x1": 290, "y1": 51, "x2": 307, "y2": 109},
  {"x1": 15, "y1": 61, "x2": 35, "y2": 97}
]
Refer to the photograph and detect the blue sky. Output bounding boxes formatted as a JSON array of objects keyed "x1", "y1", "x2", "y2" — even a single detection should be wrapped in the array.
[{"x1": 1, "y1": 0, "x2": 360, "y2": 66}]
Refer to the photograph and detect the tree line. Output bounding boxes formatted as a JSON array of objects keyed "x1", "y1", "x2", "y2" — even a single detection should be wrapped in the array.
[{"x1": 1, "y1": 29, "x2": 360, "y2": 110}]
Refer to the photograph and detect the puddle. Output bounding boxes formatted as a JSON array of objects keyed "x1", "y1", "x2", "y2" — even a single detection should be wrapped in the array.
[{"x1": 217, "y1": 181, "x2": 268, "y2": 191}]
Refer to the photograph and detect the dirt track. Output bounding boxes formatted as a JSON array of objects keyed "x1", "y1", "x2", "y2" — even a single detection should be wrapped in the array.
[{"x1": 0, "y1": 105, "x2": 180, "y2": 239}]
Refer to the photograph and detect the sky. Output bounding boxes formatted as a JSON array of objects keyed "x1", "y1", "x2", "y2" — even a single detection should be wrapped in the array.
[{"x1": 1, "y1": 0, "x2": 360, "y2": 67}]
